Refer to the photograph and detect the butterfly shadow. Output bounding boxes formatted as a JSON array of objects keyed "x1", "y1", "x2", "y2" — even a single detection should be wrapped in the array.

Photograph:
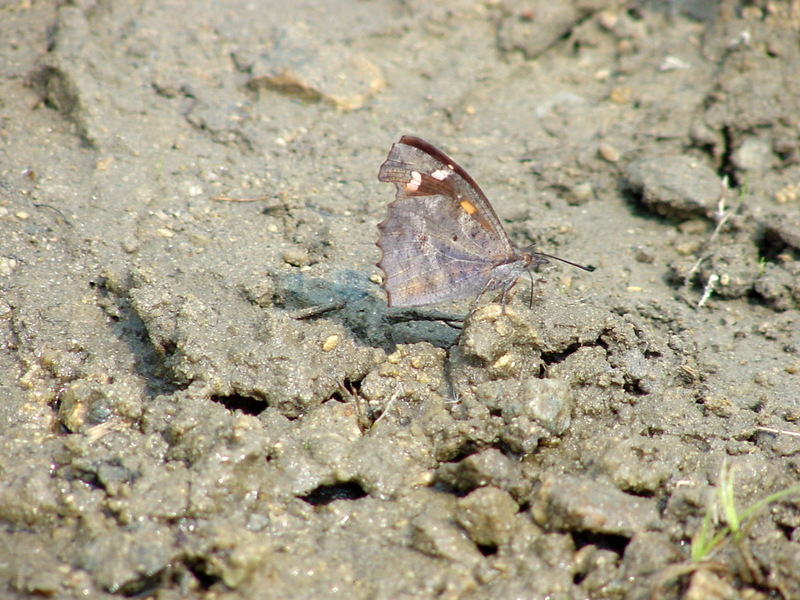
[{"x1": 270, "y1": 269, "x2": 466, "y2": 350}]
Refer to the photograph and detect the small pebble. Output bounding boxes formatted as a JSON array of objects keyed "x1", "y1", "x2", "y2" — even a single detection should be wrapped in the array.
[
  {"x1": 283, "y1": 248, "x2": 310, "y2": 267},
  {"x1": 321, "y1": 335, "x2": 339, "y2": 352},
  {"x1": 599, "y1": 143, "x2": 621, "y2": 163}
]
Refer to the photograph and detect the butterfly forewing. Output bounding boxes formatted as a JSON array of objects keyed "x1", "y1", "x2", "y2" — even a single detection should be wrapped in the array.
[{"x1": 379, "y1": 136, "x2": 516, "y2": 256}]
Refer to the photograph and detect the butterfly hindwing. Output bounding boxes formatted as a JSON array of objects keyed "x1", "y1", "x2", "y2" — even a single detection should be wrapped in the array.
[{"x1": 377, "y1": 194, "x2": 515, "y2": 306}]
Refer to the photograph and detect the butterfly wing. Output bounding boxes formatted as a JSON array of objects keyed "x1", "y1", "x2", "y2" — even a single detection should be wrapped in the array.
[{"x1": 376, "y1": 136, "x2": 524, "y2": 307}]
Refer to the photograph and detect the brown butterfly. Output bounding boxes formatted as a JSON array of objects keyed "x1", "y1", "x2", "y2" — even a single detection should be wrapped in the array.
[{"x1": 376, "y1": 136, "x2": 593, "y2": 307}]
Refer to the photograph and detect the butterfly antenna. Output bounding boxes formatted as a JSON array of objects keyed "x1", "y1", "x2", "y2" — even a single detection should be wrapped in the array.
[{"x1": 534, "y1": 252, "x2": 595, "y2": 272}]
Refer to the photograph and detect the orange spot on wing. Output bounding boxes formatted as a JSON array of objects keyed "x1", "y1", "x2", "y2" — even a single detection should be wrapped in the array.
[{"x1": 460, "y1": 200, "x2": 477, "y2": 215}]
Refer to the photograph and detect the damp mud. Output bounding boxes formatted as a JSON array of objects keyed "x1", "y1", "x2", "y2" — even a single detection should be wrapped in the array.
[{"x1": 1, "y1": 1, "x2": 800, "y2": 598}]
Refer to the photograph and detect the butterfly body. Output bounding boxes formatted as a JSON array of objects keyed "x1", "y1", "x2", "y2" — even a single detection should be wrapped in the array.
[{"x1": 376, "y1": 136, "x2": 588, "y2": 308}]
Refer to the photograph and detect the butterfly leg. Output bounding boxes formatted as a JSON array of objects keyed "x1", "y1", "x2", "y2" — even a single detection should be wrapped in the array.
[
  {"x1": 527, "y1": 271, "x2": 535, "y2": 309},
  {"x1": 470, "y1": 277, "x2": 496, "y2": 312},
  {"x1": 497, "y1": 276, "x2": 523, "y2": 314},
  {"x1": 498, "y1": 279, "x2": 519, "y2": 313}
]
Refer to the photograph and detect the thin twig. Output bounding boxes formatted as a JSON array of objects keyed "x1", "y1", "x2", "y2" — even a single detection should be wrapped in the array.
[
  {"x1": 211, "y1": 195, "x2": 270, "y2": 202},
  {"x1": 684, "y1": 177, "x2": 735, "y2": 286},
  {"x1": 696, "y1": 273, "x2": 719, "y2": 309},
  {"x1": 371, "y1": 391, "x2": 400, "y2": 429},
  {"x1": 756, "y1": 426, "x2": 800, "y2": 438},
  {"x1": 288, "y1": 300, "x2": 347, "y2": 319}
]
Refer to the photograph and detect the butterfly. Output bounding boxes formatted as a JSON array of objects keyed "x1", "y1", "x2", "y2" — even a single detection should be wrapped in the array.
[{"x1": 376, "y1": 135, "x2": 593, "y2": 307}]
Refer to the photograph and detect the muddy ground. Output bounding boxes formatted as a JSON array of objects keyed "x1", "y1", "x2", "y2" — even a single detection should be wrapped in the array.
[{"x1": 2, "y1": 0, "x2": 800, "y2": 598}]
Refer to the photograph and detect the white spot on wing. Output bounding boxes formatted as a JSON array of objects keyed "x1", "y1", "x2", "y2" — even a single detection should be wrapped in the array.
[
  {"x1": 406, "y1": 170, "x2": 422, "y2": 191},
  {"x1": 431, "y1": 168, "x2": 451, "y2": 181}
]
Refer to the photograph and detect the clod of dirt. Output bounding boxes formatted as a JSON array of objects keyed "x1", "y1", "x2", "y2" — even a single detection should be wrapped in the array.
[
  {"x1": 456, "y1": 485, "x2": 520, "y2": 548},
  {"x1": 532, "y1": 474, "x2": 660, "y2": 536},
  {"x1": 475, "y1": 377, "x2": 573, "y2": 454},
  {"x1": 624, "y1": 155, "x2": 723, "y2": 221},
  {"x1": 244, "y1": 23, "x2": 385, "y2": 111},
  {"x1": 434, "y1": 448, "x2": 531, "y2": 500}
]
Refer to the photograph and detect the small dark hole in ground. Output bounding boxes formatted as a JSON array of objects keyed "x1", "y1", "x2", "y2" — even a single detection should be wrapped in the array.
[
  {"x1": 301, "y1": 481, "x2": 368, "y2": 506},
  {"x1": 211, "y1": 394, "x2": 266, "y2": 416},
  {"x1": 440, "y1": 442, "x2": 481, "y2": 464},
  {"x1": 117, "y1": 570, "x2": 164, "y2": 598},
  {"x1": 184, "y1": 558, "x2": 222, "y2": 591},
  {"x1": 571, "y1": 530, "x2": 629, "y2": 555},
  {"x1": 776, "y1": 523, "x2": 794, "y2": 541},
  {"x1": 756, "y1": 227, "x2": 795, "y2": 264},
  {"x1": 570, "y1": 531, "x2": 630, "y2": 585},
  {"x1": 623, "y1": 378, "x2": 648, "y2": 396}
]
